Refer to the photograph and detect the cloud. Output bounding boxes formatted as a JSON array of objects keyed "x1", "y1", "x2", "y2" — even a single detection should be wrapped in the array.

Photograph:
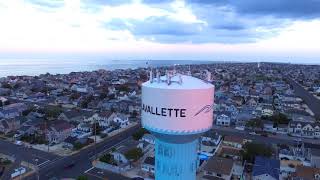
[
  {"x1": 82, "y1": 0, "x2": 132, "y2": 6},
  {"x1": 186, "y1": 0, "x2": 320, "y2": 19},
  {"x1": 26, "y1": 0, "x2": 65, "y2": 8}
]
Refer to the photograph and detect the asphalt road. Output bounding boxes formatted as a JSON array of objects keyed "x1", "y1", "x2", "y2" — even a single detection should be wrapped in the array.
[
  {"x1": 24, "y1": 123, "x2": 140, "y2": 180},
  {"x1": 287, "y1": 78, "x2": 320, "y2": 119},
  {"x1": 212, "y1": 126, "x2": 320, "y2": 146},
  {"x1": 0, "y1": 140, "x2": 59, "y2": 180}
]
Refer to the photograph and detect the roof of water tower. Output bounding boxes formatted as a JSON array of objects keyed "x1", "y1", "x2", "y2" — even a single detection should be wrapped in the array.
[{"x1": 143, "y1": 74, "x2": 214, "y2": 90}]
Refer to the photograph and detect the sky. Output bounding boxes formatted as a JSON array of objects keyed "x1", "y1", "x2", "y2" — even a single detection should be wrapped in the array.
[{"x1": 0, "y1": 0, "x2": 320, "y2": 63}]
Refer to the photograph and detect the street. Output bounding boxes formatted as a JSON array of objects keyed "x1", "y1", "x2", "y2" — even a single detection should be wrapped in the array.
[
  {"x1": 0, "y1": 139, "x2": 59, "y2": 180},
  {"x1": 287, "y1": 78, "x2": 320, "y2": 119},
  {"x1": 212, "y1": 126, "x2": 320, "y2": 146},
  {"x1": 24, "y1": 123, "x2": 140, "y2": 180}
]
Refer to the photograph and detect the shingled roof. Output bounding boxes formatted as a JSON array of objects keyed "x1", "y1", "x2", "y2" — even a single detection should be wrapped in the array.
[{"x1": 252, "y1": 156, "x2": 280, "y2": 180}]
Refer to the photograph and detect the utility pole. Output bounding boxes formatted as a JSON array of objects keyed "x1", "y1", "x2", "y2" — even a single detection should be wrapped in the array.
[
  {"x1": 35, "y1": 158, "x2": 39, "y2": 180},
  {"x1": 45, "y1": 121, "x2": 49, "y2": 152},
  {"x1": 94, "y1": 118, "x2": 97, "y2": 160}
]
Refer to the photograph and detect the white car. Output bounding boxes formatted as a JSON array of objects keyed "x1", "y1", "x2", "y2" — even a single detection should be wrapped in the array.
[
  {"x1": 15, "y1": 141, "x2": 23, "y2": 146},
  {"x1": 11, "y1": 167, "x2": 26, "y2": 178}
]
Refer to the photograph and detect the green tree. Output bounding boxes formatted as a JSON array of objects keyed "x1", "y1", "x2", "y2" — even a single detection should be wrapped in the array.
[
  {"x1": 99, "y1": 153, "x2": 116, "y2": 165},
  {"x1": 241, "y1": 142, "x2": 273, "y2": 163},
  {"x1": 117, "y1": 84, "x2": 130, "y2": 92},
  {"x1": 4, "y1": 100, "x2": 10, "y2": 106},
  {"x1": 132, "y1": 128, "x2": 149, "y2": 141},
  {"x1": 45, "y1": 106, "x2": 62, "y2": 118},
  {"x1": 99, "y1": 92, "x2": 108, "y2": 100},
  {"x1": 76, "y1": 175, "x2": 88, "y2": 180},
  {"x1": 271, "y1": 113, "x2": 290, "y2": 125},
  {"x1": 1, "y1": 83, "x2": 11, "y2": 89},
  {"x1": 74, "y1": 142, "x2": 84, "y2": 150},
  {"x1": 245, "y1": 119, "x2": 263, "y2": 129},
  {"x1": 125, "y1": 148, "x2": 143, "y2": 162},
  {"x1": 70, "y1": 92, "x2": 81, "y2": 100}
]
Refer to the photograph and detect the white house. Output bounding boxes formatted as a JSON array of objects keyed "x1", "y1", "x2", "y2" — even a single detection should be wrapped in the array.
[
  {"x1": 216, "y1": 114, "x2": 231, "y2": 126},
  {"x1": 141, "y1": 156, "x2": 155, "y2": 175},
  {"x1": 113, "y1": 113, "x2": 130, "y2": 128}
]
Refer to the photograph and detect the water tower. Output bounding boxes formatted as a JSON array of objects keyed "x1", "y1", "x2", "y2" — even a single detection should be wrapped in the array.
[{"x1": 141, "y1": 70, "x2": 214, "y2": 180}]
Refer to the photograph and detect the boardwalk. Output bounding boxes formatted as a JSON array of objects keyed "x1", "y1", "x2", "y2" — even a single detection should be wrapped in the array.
[{"x1": 287, "y1": 78, "x2": 320, "y2": 119}]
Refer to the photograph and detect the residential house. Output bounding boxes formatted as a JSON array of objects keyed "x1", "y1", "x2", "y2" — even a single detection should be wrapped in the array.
[
  {"x1": 201, "y1": 132, "x2": 222, "y2": 157},
  {"x1": 95, "y1": 111, "x2": 115, "y2": 128},
  {"x1": 17, "y1": 125, "x2": 36, "y2": 136},
  {"x1": 3, "y1": 103, "x2": 27, "y2": 113},
  {"x1": 0, "y1": 118, "x2": 20, "y2": 134},
  {"x1": 223, "y1": 136, "x2": 245, "y2": 149},
  {"x1": 141, "y1": 156, "x2": 155, "y2": 175},
  {"x1": 47, "y1": 120, "x2": 73, "y2": 144},
  {"x1": 252, "y1": 156, "x2": 280, "y2": 180},
  {"x1": 0, "y1": 109, "x2": 20, "y2": 119},
  {"x1": 76, "y1": 123, "x2": 92, "y2": 133},
  {"x1": 310, "y1": 148, "x2": 320, "y2": 168},
  {"x1": 216, "y1": 113, "x2": 231, "y2": 126},
  {"x1": 263, "y1": 121, "x2": 276, "y2": 133},
  {"x1": 288, "y1": 120, "x2": 320, "y2": 139},
  {"x1": 262, "y1": 107, "x2": 274, "y2": 117},
  {"x1": 58, "y1": 110, "x2": 94, "y2": 123},
  {"x1": 111, "y1": 141, "x2": 140, "y2": 165},
  {"x1": 220, "y1": 147, "x2": 241, "y2": 161},
  {"x1": 141, "y1": 134, "x2": 155, "y2": 145},
  {"x1": 203, "y1": 157, "x2": 234, "y2": 180},
  {"x1": 292, "y1": 165, "x2": 320, "y2": 180},
  {"x1": 112, "y1": 113, "x2": 130, "y2": 128}
]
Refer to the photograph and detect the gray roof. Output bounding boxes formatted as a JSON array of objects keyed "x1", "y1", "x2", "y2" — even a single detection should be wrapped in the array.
[
  {"x1": 203, "y1": 157, "x2": 234, "y2": 175},
  {"x1": 310, "y1": 148, "x2": 320, "y2": 157},
  {"x1": 252, "y1": 156, "x2": 280, "y2": 179}
]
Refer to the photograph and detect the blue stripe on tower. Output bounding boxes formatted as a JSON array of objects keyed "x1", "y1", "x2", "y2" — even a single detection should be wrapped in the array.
[{"x1": 155, "y1": 138, "x2": 198, "y2": 180}]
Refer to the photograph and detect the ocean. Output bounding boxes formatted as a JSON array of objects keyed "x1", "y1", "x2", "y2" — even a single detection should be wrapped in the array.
[{"x1": 0, "y1": 60, "x2": 212, "y2": 77}]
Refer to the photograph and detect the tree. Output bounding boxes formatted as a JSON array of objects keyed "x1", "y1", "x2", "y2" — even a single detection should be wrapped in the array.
[
  {"x1": 44, "y1": 106, "x2": 62, "y2": 118},
  {"x1": 271, "y1": 113, "x2": 290, "y2": 125},
  {"x1": 117, "y1": 84, "x2": 130, "y2": 92},
  {"x1": 76, "y1": 176, "x2": 88, "y2": 180},
  {"x1": 245, "y1": 119, "x2": 263, "y2": 130},
  {"x1": 4, "y1": 100, "x2": 10, "y2": 106},
  {"x1": 1, "y1": 83, "x2": 11, "y2": 89},
  {"x1": 125, "y1": 148, "x2": 143, "y2": 162},
  {"x1": 131, "y1": 110, "x2": 138, "y2": 118},
  {"x1": 74, "y1": 142, "x2": 84, "y2": 150},
  {"x1": 99, "y1": 92, "x2": 108, "y2": 100},
  {"x1": 99, "y1": 153, "x2": 116, "y2": 165},
  {"x1": 132, "y1": 128, "x2": 149, "y2": 141},
  {"x1": 241, "y1": 142, "x2": 273, "y2": 163},
  {"x1": 70, "y1": 92, "x2": 81, "y2": 100}
]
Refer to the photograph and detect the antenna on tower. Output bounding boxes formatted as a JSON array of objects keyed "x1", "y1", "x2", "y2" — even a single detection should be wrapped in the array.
[
  {"x1": 178, "y1": 74, "x2": 183, "y2": 84},
  {"x1": 206, "y1": 70, "x2": 211, "y2": 82},
  {"x1": 187, "y1": 65, "x2": 191, "y2": 76},
  {"x1": 149, "y1": 69, "x2": 153, "y2": 83},
  {"x1": 166, "y1": 70, "x2": 171, "y2": 85},
  {"x1": 156, "y1": 69, "x2": 160, "y2": 83}
]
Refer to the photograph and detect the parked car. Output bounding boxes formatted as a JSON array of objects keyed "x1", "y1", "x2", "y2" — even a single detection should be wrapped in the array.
[
  {"x1": 14, "y1": 141, "x2": 23, "y2": 146},
  {"x1": 11, "y1": 167, "x2": 26, "y2": 178}
]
